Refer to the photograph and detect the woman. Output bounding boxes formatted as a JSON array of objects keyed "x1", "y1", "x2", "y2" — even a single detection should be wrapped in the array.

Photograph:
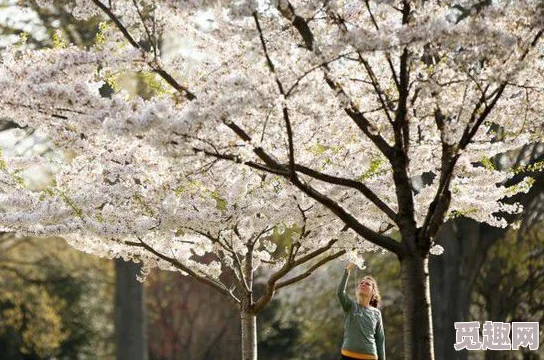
[{"x1": 337, "y1": 262, "x2": 386, "y2": 360}]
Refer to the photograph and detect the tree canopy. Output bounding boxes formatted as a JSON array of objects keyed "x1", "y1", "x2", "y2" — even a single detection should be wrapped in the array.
[{"x1": 1, "y1": 1, "x2": 543, "y2": 359}]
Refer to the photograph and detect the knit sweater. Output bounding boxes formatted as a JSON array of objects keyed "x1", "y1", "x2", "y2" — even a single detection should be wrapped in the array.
[{"x1": 337, "y1": 270, "x2": 386, "y2": 360}]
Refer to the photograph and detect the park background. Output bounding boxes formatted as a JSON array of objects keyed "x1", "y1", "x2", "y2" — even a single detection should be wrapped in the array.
[{"x1": 0, "y1": 0, "x2": 542, "y2": 359}]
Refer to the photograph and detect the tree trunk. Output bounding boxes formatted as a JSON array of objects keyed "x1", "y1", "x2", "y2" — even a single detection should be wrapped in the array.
[
  {"x1": 115, "y1": 259, "x2": 148, "y2": 360},
  {"x1": 430, "y1": 219, "x2": 477, "y2": 360},
  {"x1": 241, "y1": 311, "x2": 257, "y2": 360},
  {"x1": 430, "y1": 218, "x2": 504, "y2": 360},
  {"x1": 401, "y1": 252, "x2": 435, "y2": 360}
]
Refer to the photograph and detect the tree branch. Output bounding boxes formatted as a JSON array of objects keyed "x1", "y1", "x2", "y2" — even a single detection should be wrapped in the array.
[
  {"x1": 276, "y1": 1, "x2": 314, "y2": 50},
  {"x1": 325, "y1": 75, "x2": 394, "y2": 159},
  {"x1": 276, "y1": 249, "x2": 346, "y2": 289},
  {"x1": 292, "y1": 164, "x2": 398, "y2": 223},
  {"x1": 277, "y1": 0, "x2": 395, "y2": 160},
  {"x1": 420, "y1": 29, "x2": 544, "y2": 245},
  {"x1": 253, "y1": 12, "x2": 296, "y2": 179},
  {"x1": 289, "y1": 175, "x2": 401, "y2": 253},
  {"x1": 326, "y1": 11, "x2": 395, "y2": 125},
  {"x1": 195, "y1": 115, "x2": 400, "y2": 251},
  {"x1": 193, "y1": 143, "x2": 399, "y2": 224},
  {"x1": 253, "y1": 240, "x2": 346, "y2": 313},
  {"x1": 363, "y1": 0, "x2": 400, "y2": 89},
  {"x1": 91, "y1": 0, "x2": 196, "y2": 100},
  {"x1": 286, "y1": 52, "x2": 355, "y2": 97},
  {"x1": 132, "y1": 0, "x2": 157, "y2": 59},
  {"x1": 129, "y1": 237, "x2": 240, "y2": 304}
]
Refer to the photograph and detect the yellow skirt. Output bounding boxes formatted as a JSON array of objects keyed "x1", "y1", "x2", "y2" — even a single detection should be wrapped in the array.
[{"x1": 341, "y1": 349, "x2": 378, "y2": 359}]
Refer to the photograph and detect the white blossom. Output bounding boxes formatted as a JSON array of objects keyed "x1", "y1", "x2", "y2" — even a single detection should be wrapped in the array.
[{"x1": 0, "y1": 0, "x2": 542, "y2": 286}]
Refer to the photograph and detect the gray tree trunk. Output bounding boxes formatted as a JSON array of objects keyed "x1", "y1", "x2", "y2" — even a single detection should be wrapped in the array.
[
  {"x1": 241, "y1": 311, "x2": 257, "y2": 360},
  {"x1": 241, "y1": 243, "x2": 257, "y2": 360},
  {"x1": 401, "y1": 252, "x2": 435, "y2": 360},
  {"x1": 115, "y1": 259, "x2": 148, "y2": 360}
]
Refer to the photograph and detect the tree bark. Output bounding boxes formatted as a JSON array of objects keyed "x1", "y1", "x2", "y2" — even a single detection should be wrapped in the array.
[
  {"x1": 401, "y1": 252, "x2": 435, "y2": 360},
  {"x1": 430, "y1": 218, "x2": 504, "y2": 360},
  {"x1": 115, "y1": 259, "x2": 148, "y2": 360},
  {"x1": 241, "y1": 311, "x2": 257, "y2": 360}
]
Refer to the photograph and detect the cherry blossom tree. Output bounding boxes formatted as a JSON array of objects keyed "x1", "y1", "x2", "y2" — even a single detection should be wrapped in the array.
[
  {"x1": 1, "y1": 1, "x2": 543, "y2": 359},
  {"x1": 0, "y1": 40, "x2": 364, "y2": 358}
]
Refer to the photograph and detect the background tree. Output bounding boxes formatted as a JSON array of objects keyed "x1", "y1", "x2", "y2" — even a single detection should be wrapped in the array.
[
  {"x1": 146, "y1": 269, "x2": 303, "y2": 360},
  {"x1": 430, "y1": 143, "x2": 544, "y2": 360},
  {"x1": 0, "y1": 234, "x2": 114, "y2": 359},
  {"x1": 1, "y1": 1, "x2": 543, "y2": 360},
  {"x1": 473, "y1": 166, "x2": 544, "y2": 360},
  {"x1": 146, "y1": 270, "x2": 240, "y2": 360}
]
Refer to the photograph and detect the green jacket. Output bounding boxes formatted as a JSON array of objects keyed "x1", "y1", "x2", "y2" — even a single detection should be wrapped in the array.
[{"x1": 337, "y1": 269, "x2": 386, "y2": 360}]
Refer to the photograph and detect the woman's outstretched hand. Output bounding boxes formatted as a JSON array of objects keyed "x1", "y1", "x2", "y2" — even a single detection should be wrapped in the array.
[{"x1": 346, "y1": 262, "x2": 356, "y2": 272}]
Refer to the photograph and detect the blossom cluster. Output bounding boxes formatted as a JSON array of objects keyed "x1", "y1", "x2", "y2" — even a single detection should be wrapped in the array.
[{"x1": 0, "y1": 0, "x2": 542, "y2": 283}]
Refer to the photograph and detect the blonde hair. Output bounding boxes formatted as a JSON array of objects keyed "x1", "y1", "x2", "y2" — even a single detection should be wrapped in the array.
[{"x1": 356, "y1": 275, "x2": 382, "y2": 308}]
